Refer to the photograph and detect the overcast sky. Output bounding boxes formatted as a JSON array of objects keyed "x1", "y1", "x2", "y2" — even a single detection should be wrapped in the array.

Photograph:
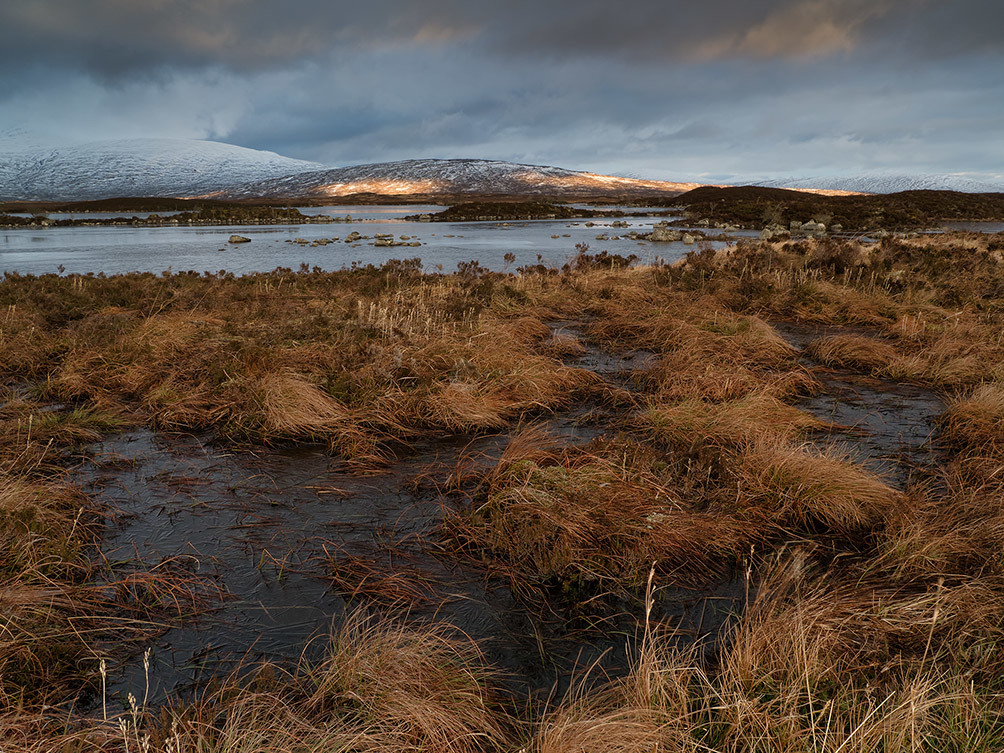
[{"x1": 1, "y1": 0, "x2": 1002, "y2": 181}]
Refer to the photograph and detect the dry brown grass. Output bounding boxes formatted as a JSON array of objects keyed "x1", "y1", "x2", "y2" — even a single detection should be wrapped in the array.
[
  {"x1": 309, "y1": 613, "x2": 512, "y2": 753},
  {"x1": 5, "y1": 241, "x2": 1004, "y2": 747},
  {"x1": 448, "y1": 419, "x2": 899, "y2": 594},
  {"x1": 736, "y1": 440, "x2": 902, "y2": 533},
  {"x1": 584, "y1": 295, "x2": 820, "y2": 403},
  {"x1": 116, "y1": 615, "x2": 515, "y2": 753},
  {"x1": 641, "y1": 392, "x2": 830, "y2": 448},
  {"x1": 940, "y1": 382, "x2": 1004, "y2": 453},
  {"x1": 806, "y1": 333, "x2": 901, "y2": 372}
]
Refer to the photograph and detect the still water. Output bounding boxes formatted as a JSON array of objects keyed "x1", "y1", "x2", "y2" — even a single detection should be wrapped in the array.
[{"x1": 0, "y1": 205, "x2": 745, "y2": 277}]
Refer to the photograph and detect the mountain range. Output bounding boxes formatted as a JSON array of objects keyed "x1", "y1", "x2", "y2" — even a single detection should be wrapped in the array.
[
  {"x1": 1, "y1": 135, "x2": 1002, "y2": 202},
  {"x1": 758, "y1": 173, "x2": 1004, "y2": 195},
  {"x1": 208, "y1": 158, "x2": 706, "y2": 201}
]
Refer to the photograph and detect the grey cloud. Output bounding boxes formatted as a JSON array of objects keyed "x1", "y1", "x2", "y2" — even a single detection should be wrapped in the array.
[
  {"x1": 0, "y1": 1, "x2": 1001, "y2": 184},
  {"x1": 2, "y1": 0, "x2": 1003, "y2": 83}
]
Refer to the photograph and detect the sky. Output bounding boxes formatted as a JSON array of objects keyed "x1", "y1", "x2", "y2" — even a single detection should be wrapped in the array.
[{"x1": 1, "y1": 0, "x2": 1002, "y2": 182}]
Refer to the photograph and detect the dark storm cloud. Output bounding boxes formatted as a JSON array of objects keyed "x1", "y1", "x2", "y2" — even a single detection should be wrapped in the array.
[
  {"x1": 1, "y1": 0, "x2": 1002, "y2": 182},
  {"x1": 2, "y1": 0, "x2": 1002, "y2": 78}
]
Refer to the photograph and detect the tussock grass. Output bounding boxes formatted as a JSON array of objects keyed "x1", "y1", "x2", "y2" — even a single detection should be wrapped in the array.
[
  {"x1": 3, "y1": 267, "x2": 601, "y2": 467},
  {"x1": 135, "y1": 614, "x2": 514, "y2": 753},
  {"x1": 940, "y1": 382, "x2": 1004, "y2": 452},
  {"x1": 736, "y1": 440, "x2": 901, "y2": 533},
  {"x1": 806, "y1": 332, "x2": 901, "y2": 372},
  {"x1": 527, "y1": 556, "x2": 1004, "y2": 752},
  {"x1": 584, "y1": 295, "x2": 819, "y2": 402},
  {"x1": 448, "y1": 421, "x2": 898, "y2": 594},
  {"x1": 641, "y1": 392, "x2": 830, "y2": 448},
  {"x1": 6, "y1": 238, "x2": 1004, "y2": 747}
]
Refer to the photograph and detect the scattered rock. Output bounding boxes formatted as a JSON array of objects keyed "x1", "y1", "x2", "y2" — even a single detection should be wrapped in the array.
[
  {"x1": 648, "y1": 226, "x2": 684, "y2": 242},
  {"x1": 228, "y1": 234, "x2": 251, "y2": 244},
  {"x1": 760, "y1": 224, "x2": 789, "y2": 241}
]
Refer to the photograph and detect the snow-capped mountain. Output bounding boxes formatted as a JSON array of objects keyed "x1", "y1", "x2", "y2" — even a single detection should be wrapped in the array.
[
  {"x1": 757, "y1": 173, "x2": 1004, "y2": 195},
  {"x1": 211, "y1": 158, "x2": 705, "y2": 200},
  {"x1": 0, "y1": 137, "x2": 327, "y2": 201}
]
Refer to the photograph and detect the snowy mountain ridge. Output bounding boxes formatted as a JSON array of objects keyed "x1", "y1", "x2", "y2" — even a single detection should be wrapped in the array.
[
  {"x1": 756, "y1": 173, "x2": 1004, "y2": 195},
  {"x1": 0, "y1": 137, "x2": 327, "y2": 201},
  {"x1": 211, "y1": 158, "x2": 706, "y2": 200},
  {"x1": 2, "y1": 136, "x2": 1002, "y2": 202}
]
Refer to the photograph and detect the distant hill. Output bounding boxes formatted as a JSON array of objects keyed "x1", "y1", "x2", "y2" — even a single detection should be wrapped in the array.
[
  {"x1": 208, "y1": 158, "x2": 706, "y2": 202},
  {"x1": 672, "y1": 186, "x2": 1004, "y2": 231},
  {"x1": 2, "y1": 134, "x2": 1001, "y2": 205},
  {"x1": 0, "y1": 137, "x2": 326, "y2": 201},
  {"x1": 758, "y1": 173, "x2": 1004, "y2": 195}
]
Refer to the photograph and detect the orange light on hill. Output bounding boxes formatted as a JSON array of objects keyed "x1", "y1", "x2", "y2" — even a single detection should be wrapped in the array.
[{"x1": 319, "y1": 179, "x2": 446, "y2": 196}]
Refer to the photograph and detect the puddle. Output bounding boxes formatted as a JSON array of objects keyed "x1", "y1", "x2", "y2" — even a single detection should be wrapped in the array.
[
  {"x1": 548, "y1": 319, "x2": 658, "y2": 390},
  {"x1": 772, "y1": 322, "x2": 944, "y2": 487},
  {"x1": 80, "y1": 430, "x2": 609, "y2": 702}
]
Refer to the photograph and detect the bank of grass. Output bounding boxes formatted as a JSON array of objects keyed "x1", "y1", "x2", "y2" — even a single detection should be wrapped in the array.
[
  {"x1": 2, "y1": 264, "x2": 602, "y2": 466},
  {"x1": 446, "y1": 416, "x2": 898, "y2": 594},
  {"x1": 12, "y1": 572, "x2": 1004, "y2": 752},
  {"x1": 4, "y1": 235, "x2": 1004, "y2": 748}
]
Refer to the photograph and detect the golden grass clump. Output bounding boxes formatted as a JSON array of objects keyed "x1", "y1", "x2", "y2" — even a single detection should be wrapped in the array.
[
  {"x1": 80, "y1": 615, "x2": 515, "y2": 753},
  {"x1": 528, "y1": 554, "x2": 1004, "y2": 752},
  {"x1": 449, "y1": 420, "x2": 898, "y2": 593},
  {"x1": 705, "y1": 558, "x2": 1004, "y2": 752},
  {"x1": 736, "y1": 440, "x2": 902, "y2": 533},
  {"x1": 309, "y1": 614, "x2": 511, "y2": 753},
  {"x1": 806, "y1": 333, "x2": 901, "y2": 372},
  {"x1": 641, "y1": 392, "x2": 830, "y2": 448},
  {"x1": 878, "y1": 472, "x2": 1004, "y2": 579},
  {"x1": 939, "y1": 382, "x2": 1004, "y2": 452},
  {"x1": 587, "y1": 299, "x2": 819, "y2": 402},
  {"x1": 448, "y1": 434, "x2": 751, "y2": 588},
  {"x1": 6, "y1": 244, "x2": 1004, "y2": 748}
]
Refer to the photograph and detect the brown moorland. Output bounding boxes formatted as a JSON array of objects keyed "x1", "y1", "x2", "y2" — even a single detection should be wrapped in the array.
[{"x1": 3, "y1": 232, "x2": 1004, "y2": 749}]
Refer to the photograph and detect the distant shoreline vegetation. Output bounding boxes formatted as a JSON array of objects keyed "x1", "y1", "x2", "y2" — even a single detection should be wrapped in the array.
[
  {"x1": 665, "y1": 186, "x2": 1004, "y2": 232},
  {"x1": 0, "y1": 205, "x2": 344, "y2": 228},
  {"x1": 404, "y1": 201, "x2": 678, "y2": 222},
  {"x1": 3, "y1": 187, "x2": 1004, "y2": 231}
]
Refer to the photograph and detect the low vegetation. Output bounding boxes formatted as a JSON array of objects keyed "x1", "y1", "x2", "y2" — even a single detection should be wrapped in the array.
[
  {"x1": 0, "y1": 205, "x2": 334, "y2": 228},
  {"x1": 4, "y1": 231, "x2": 1004, "y2": 749},
  {"x1": 671, "y1": 185, "x2": 1004, "y2": 230},
  {"x1": 409, "y1": 201, "x2": 663, "y2": 222}
]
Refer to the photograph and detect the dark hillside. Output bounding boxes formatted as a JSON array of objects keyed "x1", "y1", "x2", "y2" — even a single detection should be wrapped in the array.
[{"x1": 671, "y1": 186, "x2": 1004, "y2": 230}]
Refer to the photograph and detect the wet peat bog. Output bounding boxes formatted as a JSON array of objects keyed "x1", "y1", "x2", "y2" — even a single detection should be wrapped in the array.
[
  {"x1": 77, "y1": 319, "x2": 941, "y2": 710},
  {"x1": 76, "y1": 327, "x2": 713, "y2": 707},
  {"x1": 773, "y1": 321, "x2": 945, "y2": 489}
]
